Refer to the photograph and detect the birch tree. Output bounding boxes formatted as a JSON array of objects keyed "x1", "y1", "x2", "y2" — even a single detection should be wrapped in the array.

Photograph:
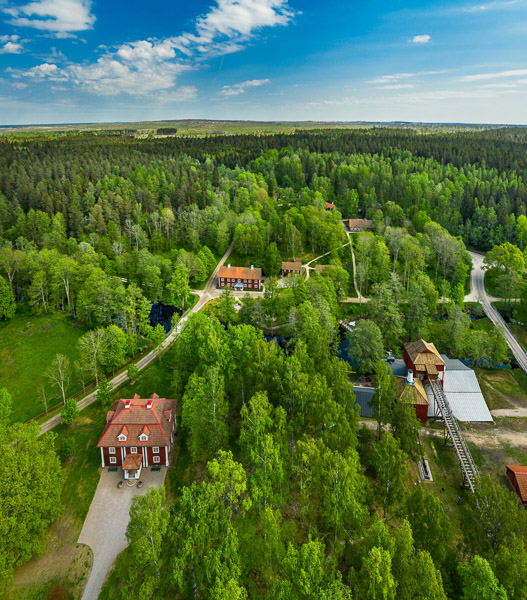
[
  {"x1": 182, "y1": 365, "x2": 228, "y2": 462},
  {"x1": 45, "y1": 353, "x2": 71, "y2": 405}
]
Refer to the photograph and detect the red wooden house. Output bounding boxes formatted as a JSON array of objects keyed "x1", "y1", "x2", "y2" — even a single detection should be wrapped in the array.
[
  {"x1": 282, "y1": 261, "x2": 302, "y2": 276},
  {"x1": 506, "y1": 465, "x2": 527, "y2": 506},
  {"x1": 97, "y1": 393, "x2": 177, "y2": 480},
  {"x1": 218, "y1": 265, "x2": 262, "y2": 290},
  {"x1": 403, "y1": 339, "x2": 445, "y2": 386}
]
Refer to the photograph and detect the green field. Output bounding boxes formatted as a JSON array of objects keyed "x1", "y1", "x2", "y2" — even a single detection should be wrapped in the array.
[{"x1": 0, "y1": 311, "x2": 87, "y2": 423}]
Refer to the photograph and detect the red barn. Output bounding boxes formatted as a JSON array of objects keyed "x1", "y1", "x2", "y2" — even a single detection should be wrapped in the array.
[
  {"x1": 506, "y1": 465, "x2": 527, "y2": 506},
  {"x1": 97, "y1": 393, "x2": 177, "y2": 480},
  {"x1": 282, "y1": 261, "x2": 302, "y2": 276},
  {"x1": 403, "y1": 339, "x2": 445, "y2": 386},
  {"x1": 218, "y1": 265, "x2": 262, "y2": 290},
  {"x1": 325, "y1": 202, "x2": 334, "y2": 210}
]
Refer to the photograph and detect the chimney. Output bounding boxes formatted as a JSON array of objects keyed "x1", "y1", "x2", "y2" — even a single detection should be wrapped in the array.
[
  {"x1": 228, "y1": 263, "x2": 231, "y2": 268},
  {"x1": 124, "y1": 399, "x2": 131, "y2": 409},
  {"x1": 146, "y1": 399, "x2": 153, "y2": 409},
  {"x1": 250, "y1": 265, "x2": 254, "y2": 270},
  {"x1": 406, "y1": 370, "x2": 414, "y2": 386}
]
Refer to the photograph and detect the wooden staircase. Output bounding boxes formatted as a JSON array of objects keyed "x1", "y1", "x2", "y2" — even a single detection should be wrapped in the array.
[{"x1": 428, "y1": 379, "x2": 479, "y2": 493}]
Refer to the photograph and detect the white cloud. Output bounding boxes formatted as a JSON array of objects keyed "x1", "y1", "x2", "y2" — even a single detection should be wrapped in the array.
[
  {"x1": 463, "y1": 68, "x2": 527, "y2": 81},
  {"x1": 196, "y1": 0, "x2": 294, "y2": 40},
  {"x1": 4, "y1": 0, "x2": 95, "y2": 34},
  {"x1": 369, "y1": 70, "x2": 444, "y2": 84},
  {"x1": 409, "y1": 34, "x2": 431, "y2": 44},
  {"x1": 463, "y1": 0, "x2": 518, "y2": 12},
  {"x1": 219, "y1": 78, "x2": 270, "y2": 96},
  {"x1": 7, "y1": 0, "x2": 295, "y2": 99},
  {"x1": 20, "y1": 62, "x2": 66, "y2": 79},
  {"x1": 376, "y1": 83, "x2": 415, "y2": 89},
  {"x1": 0, "y1": 41, "x2": 23, "y2": 53}
]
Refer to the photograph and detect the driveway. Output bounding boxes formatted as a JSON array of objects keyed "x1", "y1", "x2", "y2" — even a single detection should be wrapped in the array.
[{"x1": 78, "y1": 468, "x2": 167, "y2": 600}]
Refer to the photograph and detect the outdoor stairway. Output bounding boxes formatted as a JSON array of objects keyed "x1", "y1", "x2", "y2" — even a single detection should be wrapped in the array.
[{"x1": 428, "y1": 379, "x2": 479, "y2": 493}]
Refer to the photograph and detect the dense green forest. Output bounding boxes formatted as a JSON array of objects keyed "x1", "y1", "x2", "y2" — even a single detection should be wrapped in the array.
[{"x1": 2, "y1": 127, "x2": 527, "y2": 599}]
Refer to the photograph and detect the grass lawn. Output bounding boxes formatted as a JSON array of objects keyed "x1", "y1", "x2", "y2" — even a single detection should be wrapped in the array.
[
  {"x1": 484, "y1": 269, "x2": 503, "y2": 297},
  {"x1": 476, "y1": 368, "x2": 527, "y2": 410},
  {"x1": 0, "y1": 311, "x2": 87, "y2": 423},
  {"x1": 6, "y1": 357, "x2": 175, "y2": 600},
  {"x1": 508, "y1": 322, "x2": 527, "y2": 350}
]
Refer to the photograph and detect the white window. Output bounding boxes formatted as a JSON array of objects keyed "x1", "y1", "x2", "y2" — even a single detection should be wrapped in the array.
[
  {"x1": 153, "y1": 456, "x2": 161, "y2": 463},
  {"x1": 139, "y1": 434, "x2": 148, "y2": 441},
  {"x1": 153, "y1": 446, "x2": 159, "y2": 453},
  {"x1": 118, "y1": 434, "x2": 126, "y2": 441},
  {"x1": 109, "y1": 457, "x2": 117, "y2": 464},
  {"x1": 109, "y1": 447, "x2": 116, "y2": 454},
  {"x1": 130, "y1": 447, "x2": 137, "y2": 454}
]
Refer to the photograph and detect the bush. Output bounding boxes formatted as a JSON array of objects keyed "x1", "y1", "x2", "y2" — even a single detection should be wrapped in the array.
[
  {"x1": 127, "y1": 363, "x2": 139, "y2": 384},
  {"x1": 61, "y1": 398, "x2": 79, "y2": 425},
  {"x1": 59, "y1": 437, "x2": 76, "y2": 461}
]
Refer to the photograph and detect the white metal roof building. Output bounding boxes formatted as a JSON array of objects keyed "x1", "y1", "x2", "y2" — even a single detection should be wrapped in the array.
[{"x1": 426, "y1": 356, "x2": 493, "y2": 423}]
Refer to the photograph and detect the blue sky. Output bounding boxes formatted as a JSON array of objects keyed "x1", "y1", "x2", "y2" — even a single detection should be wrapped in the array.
[{"x1": 1, "y1": 0, "x2": 527, "y2": 125}]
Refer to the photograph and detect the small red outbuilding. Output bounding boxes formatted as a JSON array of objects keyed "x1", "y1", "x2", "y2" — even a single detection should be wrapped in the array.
[{"x1": 506, "y1": 465, "x2": 527, "y2": 506}]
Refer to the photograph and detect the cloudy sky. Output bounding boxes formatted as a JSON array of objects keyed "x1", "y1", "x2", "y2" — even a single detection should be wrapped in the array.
[{"x1": 1, "y1": 0, "x2": 527, "y2": 125}]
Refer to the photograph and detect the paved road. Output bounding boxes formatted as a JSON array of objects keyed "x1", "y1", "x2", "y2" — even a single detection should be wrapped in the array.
[
  {"x1": 39, "y1": 243, "x2": 235, "y2": 436},
  {"x1": 79, "y1": 469, "x2": 167, "y2": 600},
  {"x1": 468, "y1": 251, "x2": 527, "y2": 372}
]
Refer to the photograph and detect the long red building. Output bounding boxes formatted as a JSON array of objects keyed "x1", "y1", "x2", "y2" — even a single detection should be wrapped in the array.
[
  {"x1": 218, "y1": 264, "x2": 262, "y2": 290},
  {"x1": 97, "y1": 393, "x2": 177, "y2": 480}
]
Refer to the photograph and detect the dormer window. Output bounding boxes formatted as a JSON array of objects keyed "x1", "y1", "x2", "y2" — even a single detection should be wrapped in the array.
[
  {"x1": 118, "y1": 425, "x2": 129, "y2": 442},
  {"x1": 139, "y1": 425, "x2": 150, "y2": 441}
]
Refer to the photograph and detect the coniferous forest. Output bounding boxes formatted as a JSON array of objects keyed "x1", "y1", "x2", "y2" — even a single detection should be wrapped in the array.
[{"x1": 2, "y1": 127, "x2": 527, "y2": 599}]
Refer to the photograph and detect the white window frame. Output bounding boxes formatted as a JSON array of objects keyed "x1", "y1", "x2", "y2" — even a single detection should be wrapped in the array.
[
  {"x1": 130, "y1": 446, "x2": 137, "y2": 454},
  {"x1": 153, "y1": 446, "x2": 159, "y2": 453},
  {"x1": 139, "y1": 434, "x2": 148, "y2": 441},
  {"x1": 109, "y1": 457, "x2": 117, "y2": 464},
  {"x1": 118, "y1": 434, "x2": 126, "y2": 442},
  {"x1": 153, "y1": 456, "x2": 161, "y2": 464},
  {"x1": 109, "y1": 447, "x2": 116, "y2": 454}
]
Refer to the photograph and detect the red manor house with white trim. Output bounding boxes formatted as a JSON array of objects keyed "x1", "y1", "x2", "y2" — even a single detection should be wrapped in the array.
[{"x1": 97, "y1": 393, "x2": 177, "y2": 480}]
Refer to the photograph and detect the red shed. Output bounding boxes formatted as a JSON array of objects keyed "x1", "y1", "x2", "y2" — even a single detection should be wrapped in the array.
[
  {"x1": 403, "y1": 339, "x2": 445, "y2": 387},
  {"x1": 282, "y1": 261, "x2": 302, "y2": 276},
  {"x1": 396, "y1": 371, "x2": 429, "y2": 423},
  {"x1": 506, "y1": 465, "x2": 527, "y2": 506}
]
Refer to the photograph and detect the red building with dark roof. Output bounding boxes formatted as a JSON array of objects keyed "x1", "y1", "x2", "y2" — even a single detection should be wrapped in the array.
[{"x1": 97, "y1": 393, "x2": 177, "y2": 480}]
